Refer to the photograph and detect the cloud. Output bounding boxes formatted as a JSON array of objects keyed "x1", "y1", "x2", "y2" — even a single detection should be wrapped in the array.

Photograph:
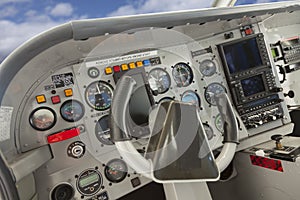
[
  {"x1": 0, "y1": 18, "x2": 59, "y2": 59},
  {"x1": 50, "y1": 3, "x2": 74, "y2": 17},
  {"x1": 0, "y1": 0, "x2": 30, "y2": 6},
  {"x1": 108, "y1": 0, "x2": 213, "y2": 16},
  {"x1": 0, "y1": 6, "x2": 18, "y2": 18}
]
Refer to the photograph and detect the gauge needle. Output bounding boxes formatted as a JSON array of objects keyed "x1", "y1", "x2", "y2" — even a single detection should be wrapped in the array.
[{"x1": 96, "y1": 83, "x2": 101, "y2": 94}]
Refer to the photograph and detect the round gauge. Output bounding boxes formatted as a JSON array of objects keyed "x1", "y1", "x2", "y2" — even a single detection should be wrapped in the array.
[
  {"x1": 85, "y1": 81, "x2": 113, "y2": 111},
  {"x1": 172, "y1": 62, "x2": 193, "y2": 87},
  {"x1": 88, "y1": 67, "x2": 100, "y2": 78},
  {"x1": 203, "y1": 123, "x2": 214, "y2": 140},
  {"x1": 181, "y1": 91, "x2": 200, "y2": 107},
  {"x1": 29, "y1": 107, "x2": 56, "y2": 131},
  {"x1": 104, "y1": 159, "x2": 128, "y2": 183},
  {"x1": 60, "y1": 100, "x2": 84, "y2": 122},
  {"x1": 76, "y1": 169, "x2": 102, "y2": 196},
  {"x1": 95, "y1": 115, "x2": 113, "y2": 145},
  {"x1": 199, "y1": 59, "x2": 216, "y2": 77},
  {"x1": 205, "y1": 83, "x2": 226, "y2": 106},
  {"x1": 158, "y1": 97, "x2": 174, "y2": 104},
  {"x1": 215, "y1": 114, "x2": 224, "y2": 133},
  {"x1": 148, "y1": 68, "x2": 171, "y2": 94}
]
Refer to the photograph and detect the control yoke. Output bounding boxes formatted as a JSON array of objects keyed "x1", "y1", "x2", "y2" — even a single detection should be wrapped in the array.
[{"x1": 110, "y1": 75, "x2": 239, "y2": 181}]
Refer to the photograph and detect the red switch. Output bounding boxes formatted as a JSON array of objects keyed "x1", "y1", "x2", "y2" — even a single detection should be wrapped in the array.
[{"x1": 51, "y1": 95, "x2": 61, "y2": 104}]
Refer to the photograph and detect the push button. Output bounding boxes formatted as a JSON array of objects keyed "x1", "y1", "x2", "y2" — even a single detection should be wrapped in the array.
[
  {"x1": 105, "y1": 67, "x2": 113, "y2": 75},
  {"x1": 36, "y1": 95, "x2": 46, "y2": 104},
  {"x1": 51, "y1": 95, "x2": 61, "y2": 104},
  {"x1": 64, "y1": 88, "x2": 73, "y2": 97}
]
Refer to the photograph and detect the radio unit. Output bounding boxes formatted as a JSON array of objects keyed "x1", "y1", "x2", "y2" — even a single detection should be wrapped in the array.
[{"x1": 218, "y1": 33, "x2": 285, "y2": 129}]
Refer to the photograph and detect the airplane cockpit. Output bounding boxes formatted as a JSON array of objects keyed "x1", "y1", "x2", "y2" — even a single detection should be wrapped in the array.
[{"x1": 1, "y1": 1, "x2": 300, "y2": 200}]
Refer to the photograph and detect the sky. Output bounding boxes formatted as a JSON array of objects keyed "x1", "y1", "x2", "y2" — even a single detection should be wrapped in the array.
[{"x1": 0, "y1": 0, "x2": 290, "y2": 62}]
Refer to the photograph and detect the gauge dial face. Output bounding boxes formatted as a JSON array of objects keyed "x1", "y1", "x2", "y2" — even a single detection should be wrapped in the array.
[
  {"x1": 181, "y1": 91, "x2": 200, "y2": 107},
  {"x1": 29, "y1": 107, "x2": 56, "y2": 131},
  {"x1": 60, "y1": 100, "x2": 84, "y2": 122},
  {"x1": 95, "y1": 115, "x2": 113, "y2": 145},
  {"x1": 172, "y1": 63, "x2": 193, "y2": 87},
  {"x1": 203, "y1": 123, "x2": 214, "y2": 140},
  {"x1": 76, "y1": 169, "x2": 102, "y2": 196},
  {"x1": 148, "y1": 68, "x2": 171, "y2": 94},
  {"x1": 215, "y1": 114, "x2": 224, "y2": 133},
  {"x1": 199, "y1": 59, "x2": 216, "y2": 77},
  {"x1": 205, "y1": 83, "x2": 226, "y2": 106},
  {"x1": 104, "y1": 159, "x2": 128, "y2": 183},
  {"x1": 85, "y1": 81, "x2": 113, "y2": 111}
]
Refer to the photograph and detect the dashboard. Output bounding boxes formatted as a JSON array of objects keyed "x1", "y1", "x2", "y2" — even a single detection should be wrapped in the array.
[{"x1": 1, "y1": 2, "x2": 300, "y2": 200}]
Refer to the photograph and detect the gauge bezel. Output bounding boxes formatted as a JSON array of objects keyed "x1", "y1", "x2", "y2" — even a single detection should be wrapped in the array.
[
  {"x1": 88, "y1": 67, "x2": 100, "y2": 78},
  {"x1": 85, "y1": 81, "x2": 114, "y2": 111},
  {"x1": 76, "y1": 168, "x2": 103, "y2": 196},
  {"x1": 60, "y1": 99, "x2": 85, "y2": 122},
  {"x1": 181, "y1": 90, "x2": 201, "y2": 107},
  {"x1": 199, "y1": 59, "x2": 217, "y2": 77},
  {"x1": 172, "y1": 62, "x2": 194, "y2": 87},
  {"x1": 95, "y1": 115, "x2": 114, "y2": 145},
  {"x1": 148, "y1": 68, "x2": 171, "y2": 94},
  {"x1": 29, "y1": 107, "x2": 57, "y2": 131},
  {"x1": 203, "y1": 123, "x2": 214, "y2": 140},
  {"x1": 204, "y1": 82, "x2": 226, "y2": 106},
  {"x1": 215, "y1": 114, "x2": 224, "y2": 133},
  {"x1": 104, "y1": 158, "x2": 128, "y2": 183}
]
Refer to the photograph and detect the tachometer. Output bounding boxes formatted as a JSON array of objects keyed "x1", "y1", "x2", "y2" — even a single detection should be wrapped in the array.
[
  {"x1": 60, "y1": 100, "x2": 84, "y2": 122},
  {"x1": 29, "y1": 107, "x2": 56, "y2": 131},
  {"x1": 205, "y1": 83, "x2": 226, "y2": 106},
  {"x1": 199, "y1": 59, "x2": 216, "y2": 77},
  {"x1": 104, "y1": 159, "x2": 128, "y2": 183},
  {"x1": 181, "y1": 90, "x2": 200, "y2": 107},
  {"x1": 95, "y1": 115, "x2": 113, "y2": 145},
  {"x1": 85, "y1": 81, "x2": 113, "y2": 111},
  {"x1": 148, "y1": 68, "x2": 171, "y2": 94},
  {"x1": 172, "y1": 63, "x2": 193, "y2": 87}
]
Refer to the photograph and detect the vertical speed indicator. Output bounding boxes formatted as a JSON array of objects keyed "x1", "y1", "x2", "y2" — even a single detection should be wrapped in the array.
[{"x1": 85, "y1": 81, "x2": 114, "y2": 111}]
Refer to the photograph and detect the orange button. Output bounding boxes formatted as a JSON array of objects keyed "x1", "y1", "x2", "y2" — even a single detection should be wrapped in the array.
[
  {"x1": 36, "y1": 95, "x2": 46, "y2": 104},
  {"x1": 136, "y1": 61, "x2": 143, "y2": 67},
  {"x1": 64, "y1": 88, "x2": 73, "y2": 97},
  {"x1": 105, "y1": 67, "x2": 113, "y2": 75},
  {"x1": 129, "y1": 62, "x2": 136, "y2": 69},
  {"x1": 121, "y1": 64, "x2": 129, "y2": 71}
]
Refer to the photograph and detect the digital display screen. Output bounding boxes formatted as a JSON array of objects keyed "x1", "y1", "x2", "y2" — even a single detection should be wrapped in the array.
[
  {"x1": 51, "y1": 72, "x2": 74, "y2": 88},
  {"x1": 241, "y1": 75, "x2": 265, "y2": 97},
  {"x1": 79, "y1": 173, "x2": 99, "y2": 188},
  {"x1": 222, "y1": 37, "x2": 263, "y2": 74}
]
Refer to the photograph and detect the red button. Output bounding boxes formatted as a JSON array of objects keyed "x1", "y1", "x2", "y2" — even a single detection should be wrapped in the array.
[
  {"x1": 113, "y1": 65, "x2": 121, "y2": 73},
  {"x1": 51, "y1": 95, "x2": 61, "y2": 104}
]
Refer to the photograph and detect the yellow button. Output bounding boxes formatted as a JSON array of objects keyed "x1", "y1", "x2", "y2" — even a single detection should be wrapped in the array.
[
  {"x1": 129, "y1": 62, "x2": 136, "y2": 69},
  {"x1": 36, "y1": 95, "x2": 46, "y2": 104},
  {"x1": 64, "y1": 88, "x2": 73, "y2": 97},
  {"x1": 136, "y1": 61, "x2": 143, "y2": 67},
  {"x1": 121, "y1": 64, "x2": 129, "y2": 71},
  {"x1": 105, "y1": 67, "x2": 113, "y2": 75}
]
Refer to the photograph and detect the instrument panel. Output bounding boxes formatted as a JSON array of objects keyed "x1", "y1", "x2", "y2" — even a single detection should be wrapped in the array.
[{"x1": 8, "y1": 11, "x2": 293, "y2": 199}]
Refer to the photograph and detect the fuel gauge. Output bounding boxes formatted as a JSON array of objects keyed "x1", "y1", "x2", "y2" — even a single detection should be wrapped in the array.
[
  {"x1": 104, "y1": 159, "x2": 128, "y2": 183},
  {"x1": 60, "y1": 100, "x2": 84, "y2": 122}
]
